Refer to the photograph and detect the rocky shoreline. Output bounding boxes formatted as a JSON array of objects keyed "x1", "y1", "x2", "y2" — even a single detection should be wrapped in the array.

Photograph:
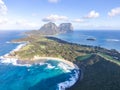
[{"x1": 0, "y1": 42, "x2": 81, "y2": 90}]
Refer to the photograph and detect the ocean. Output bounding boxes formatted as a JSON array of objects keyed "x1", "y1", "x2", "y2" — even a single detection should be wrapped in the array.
[
  {"x1": 56, "y1": 30, "x2": 120, "y2": 52},
  {"x1": 0, "y1": 30, "x2": 120, "y2": 90},
  {"x1": 0, "y1": 30, "x2": 79, "y2": 90}
]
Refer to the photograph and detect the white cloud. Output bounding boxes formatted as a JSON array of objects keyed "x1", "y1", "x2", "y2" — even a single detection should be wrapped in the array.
[
  {"x1": 0, "y1": 0, "x2": 7, "y2": 15},
  {"x1": 0, "y1": 19, "x2": 40, "y2": 30},
  {"x1": 42, "y1": 14, "x2": 68, "y2": 22},
  {"x1": 0, "y1": 18, "x2": 8, "y2": 24},
  {"x1": 16, "y1": 19, "x2": 39, "y2": 28},
  {"x1": 48, "y1": 0, "x2": 60, "y2": 3},
  {"x1": 108, "y1": 7, "x2": 120, "y2": 17},
  {"x1": 85, "y1": 10, "x2": 99, "y2": 19},
  {"x1": 72, "y1": 19, "x2": 84, "y2": 23}
]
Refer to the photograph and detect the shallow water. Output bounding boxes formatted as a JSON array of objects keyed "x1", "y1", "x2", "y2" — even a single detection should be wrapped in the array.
[
  {"x1": 0, "y1": 60, "x2": 79, "y2": 90},
  {"x1": 0, "y1": 30, "x2": 79, "y2": 90}
]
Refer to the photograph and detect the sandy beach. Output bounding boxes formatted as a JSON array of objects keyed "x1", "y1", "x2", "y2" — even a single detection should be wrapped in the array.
[
  {"x1": 33, "y1": 56, "x2": 79, "y2": 69},
  {"x1": 0, "y1": 42, "x2": 79, "y2": 71}
]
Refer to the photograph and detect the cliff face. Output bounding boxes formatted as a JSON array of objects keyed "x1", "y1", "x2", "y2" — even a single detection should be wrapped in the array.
[
  {"x1": 39, "y1": 22, "x2": 59, "y2": 35},
  {"x1": 27, "y1": 22, "x2": 74, "y2": 35},
  {"x1": 59, "y1": 23, "x2": 73, "y2": 33},
  {"x1": 38, "y1": 22, "x2": 73, "y2": 35}
]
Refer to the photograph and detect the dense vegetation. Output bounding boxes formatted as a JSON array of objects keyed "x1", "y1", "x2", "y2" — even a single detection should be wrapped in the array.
[
  {"x1": 13, "y1": 36, "x2": 93, "y2": 61},
  {"x1": 67, "y1": 54, "x2": 120, "y2": 90},
  {"x1": 12, "y1": 35, "x2": 120, "y2": 90}
]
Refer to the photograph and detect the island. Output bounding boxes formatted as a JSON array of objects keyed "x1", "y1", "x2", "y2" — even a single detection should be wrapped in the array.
[
  {"x1": 86, "y1": 37, "x2": 96, "y2": 41},
  {"x1": 26, "y1": 22, "x2": 73, "y2": 36},
  {"x1": 6, "y1": 22, "x2": 120, "y2": 90}
]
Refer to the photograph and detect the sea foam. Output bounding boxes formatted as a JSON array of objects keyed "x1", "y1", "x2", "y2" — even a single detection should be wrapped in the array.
[
  {"x1": 45, "y1": 63, "x2": 56, "y2": 69},
  {"x1": 0, "y1": 42, "x2": 80, "y2": 90},
  {"x1": 58, "y1": 69, "x2": 79, "y2": 90},
  {"x1": 0, "y1": 43, "x2": 30, "y2": 66},
  {"x1": 58, "y1": 62, "x2": 75, "y2": 72},
  {"x1": 106, "y1": 39, "x2": 120, "y2": 42},
  {"x1": 0, "y1": 56, "x2": 31, "y2": 67},
  {"x1": 57, "y1": 61, "x2": 79, "y2": 90}
]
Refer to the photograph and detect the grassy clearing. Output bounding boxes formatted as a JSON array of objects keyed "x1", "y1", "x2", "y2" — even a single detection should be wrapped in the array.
[
  {"x1": 15, "y1": 37, "x2": 92, "y2": 61},
  {"x1": 68, "y1": 55, "x2": 120, "y2": 90},
  {"x1": 98, "y1": 53, "x2": 120, "y2": 66},
  {"x1": 21, "y1": 44, "x2": 33, "y2": 51},
  {"x1": 75, "y1": 54, "x2": 92, "y2": 61}
]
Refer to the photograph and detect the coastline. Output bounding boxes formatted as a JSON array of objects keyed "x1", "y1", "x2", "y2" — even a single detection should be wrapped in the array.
[
  {"x1": 0, "y1": 43, "x2": 26, "y2": 65},
  {"x1": 0, "y1": 42, "x2": 80, "y2": 90},
  {"x1": 0, "y1": 37, "x2": 79, "y2": 70},
  {"x1": 0, "y1": 43, "x2": 79, "y2": 70},
  {"x1": 2, "y1": 34, "x2": 120, "y2": 90},
  {"x1": 32, "y1": 56, "x2": 80, "y2": 90},
  {"x1": 33, "y1": 56, "x2": 79, "y2": 69}
]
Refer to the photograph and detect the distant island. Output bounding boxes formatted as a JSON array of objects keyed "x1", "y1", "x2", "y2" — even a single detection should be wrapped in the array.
[
  {"x1": 6, "y1": 22, "x2": 120, "y2": 90},
  {"x1": 86, "y1": 37, "x2": 96, "y2": 41},
  {"x1": 26, "y1": 22, "x2": 73, "y2": 36}
]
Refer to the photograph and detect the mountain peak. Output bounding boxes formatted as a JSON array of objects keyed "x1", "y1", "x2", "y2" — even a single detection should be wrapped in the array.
[
  {"x1": 39, "y1": 22, "x2": 58, "y2": 35},
  {"x1": 36, "y1": 22, "x2": 74, "y2": 35},
  {"x1": 59, "y1": 23, "x2": 73, "y2": 33}
]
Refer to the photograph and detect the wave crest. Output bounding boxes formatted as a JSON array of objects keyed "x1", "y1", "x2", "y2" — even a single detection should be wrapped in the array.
[
  {"x1": 58, "y1": 70, "x2": 79, "y2": 90},
  {"x1": 106, "y1": 39, "x2": 120, "y2": 42}
]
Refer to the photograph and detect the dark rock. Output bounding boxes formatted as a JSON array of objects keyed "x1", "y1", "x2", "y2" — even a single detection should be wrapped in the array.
[{"x1": 86, "y1": 38, "x2": 96, "y2": 41}]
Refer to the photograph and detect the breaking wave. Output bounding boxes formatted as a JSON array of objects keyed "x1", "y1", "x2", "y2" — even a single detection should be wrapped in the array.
[
  {"x1": 0, "y1": 43, "x2": 80, "y2": 90},
  {"x1": 106, "y1": 39, "x2": 120, "y2": 42}
]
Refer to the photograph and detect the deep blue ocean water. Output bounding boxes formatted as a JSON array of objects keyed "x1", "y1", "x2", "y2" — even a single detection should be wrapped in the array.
[
  {"x1": 0, "y1": 30, "x2": 120, "y2": 90},
  {"x1": 56, "y1": 30, "x2": 120, "y2": 52},
  {"x1": 0, "y1": 30, "x2": 79, "y2": 90},
  {"x1": 0, "y1": 30, "x2": 24, "y2": 56}
]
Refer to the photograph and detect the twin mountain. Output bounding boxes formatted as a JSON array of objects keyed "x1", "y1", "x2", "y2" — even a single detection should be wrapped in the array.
[{"x1": 27, "y1": 22, "x2": 73, "y2": 35}]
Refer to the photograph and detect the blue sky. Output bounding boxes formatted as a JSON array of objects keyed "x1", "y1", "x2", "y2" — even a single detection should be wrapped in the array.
[{"x1": 0, "y1": 0, "x2": 120, "y2": 30}]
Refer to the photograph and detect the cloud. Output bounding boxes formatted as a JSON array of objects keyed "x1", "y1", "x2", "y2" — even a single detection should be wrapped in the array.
[
  {"x1": 42, "y1": 14, "x2": 68, "y2": 22},
  {"x1": 72, "y1": 19, "x2": 85, "y2": 23},
  {"x1": 16, "y1": 19, "x2": 39, "y2": 28},
  {"x1": 48, "y1": 0, "x2": 60, "y2": 3},
  {"x1": 0, "y1": 19, "x2": 40, "y2": 30},
  {"x1": 108, "y1": 7, "x2": 120, "y2": 17},
  {"x1": 0, "y1": 0, "x2": 7, "y2": 15},
  {"x1": 85, "y1": 10, "x2": 99, "y2": 19},
  {"x1": 0, "y1": 18, "x2": 8, "y2": 24}
]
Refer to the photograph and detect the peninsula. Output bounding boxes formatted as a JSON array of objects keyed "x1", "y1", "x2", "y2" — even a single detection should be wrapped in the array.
[{"x1": 8, "y1": 22, "x2": 120, "y2": 90}]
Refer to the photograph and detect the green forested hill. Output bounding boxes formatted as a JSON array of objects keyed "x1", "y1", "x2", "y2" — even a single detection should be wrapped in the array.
[
  {"x1": 12, "y1": 35, "x2": 120, "y2": 90},
  {"x1": 67, "y1": 54, "x2": 120, "y2": 90}
]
